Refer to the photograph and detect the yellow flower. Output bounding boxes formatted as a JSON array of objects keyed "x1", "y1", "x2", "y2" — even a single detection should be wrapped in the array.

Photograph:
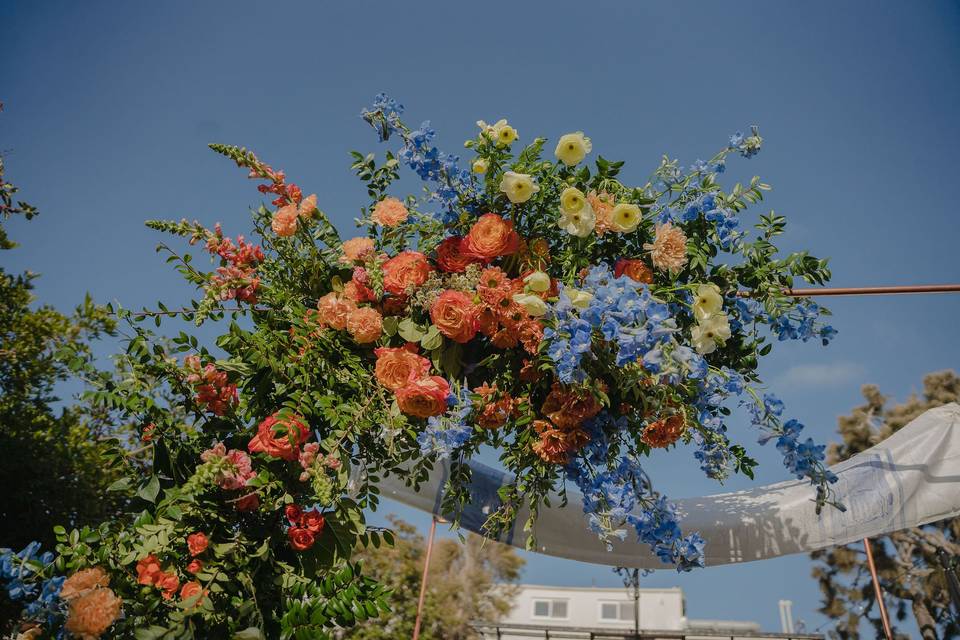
[
  {"x1": 512, "y1": 293, "x2": 548, "y2": 317},
  {"x1": 472, "y1": 158, "x2": 489, "y2": 174},
  {"x1": 692, "y1": 283, "x2": 724, "y2": 322},
  {"x1": 554, "y1": 132, "x2": 592, "y2": 166},
  {"x1": 523, "y1": 271, "x2": 551, "y2": 293},
  {"x1": 559, "y1": 187, "x2": 587, "y2": 213},
  {"x1": 478, "y1": 119, "x2": 518, "y2": 146},
  {"x1": 557, "y1": 205, "x2": 596, "y2": 237},
  {"x1": 691, "y1": 313, "x2": 732, "y2": 355},
  {"x1": 567, "y1": 289, "x2": 594, "y2": 309},
  {"x1": 610, "y1": 203, "x2": 641, "y2": 233},
  {"x1": 499, "y1": 171, "x2": 539, "y2": 204}
]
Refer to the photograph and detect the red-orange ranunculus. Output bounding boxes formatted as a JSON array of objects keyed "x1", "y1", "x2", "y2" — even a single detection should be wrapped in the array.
[
  {"x1": 614, "y1": 258, "x2": 654, "y2": 284},
  {"x1": 462, "y1": 214, "x2": 520, "y2": 260},
  {"x1": 395, "y1": 376, "x2": 451, "y2": 419},
  {"x1": 430, "y1": 290, "x2": 479, "y2": 344},
  {"x1": 248, "y1": 413, "x2": 310, "y2": 461},
  {"x1": 436, "y1": 236, "x2": 480, "y2": 273},
  {"x1": 382, "y1": 251, "x2": 433, "y2": 295}
]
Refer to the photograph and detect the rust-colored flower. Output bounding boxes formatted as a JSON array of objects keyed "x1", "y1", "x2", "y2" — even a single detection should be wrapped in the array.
[
  {"x1": 644, "y1": 223, "x2": 688, "y2": 272},
  {"x1": 395, "y1": 376, "x2": 451, "y2": 419},
  {"x1": 288, "y1": 527, "x2": 316, "y2": 552},
  {"x1": 541, "y1": 383, "x2": 602, "y2": 431},
  {"x1": 248, "y1": 412, "x2": 310, "y2": 461},
  {"x1": 179, "y1": 581, "x2": 206, "y2": 606},
  {"x1": 614, "y1": 258, "x2": 654, "y2": 284},
  {"x1": 436, "y1": 236, "x2": 480, "y2": 273},
  {"x1": 186, "y1": 532, "x2": 209, "y2": 556},
  {"x1": 640, "y1": 414, "x2": 686, "y2": 448},
  {"x1": 531, "y1": 420, "x2": 589, "y2": 464},
  {"x1": 135, "y1": 555, "x2": 162, "y2": 586}
]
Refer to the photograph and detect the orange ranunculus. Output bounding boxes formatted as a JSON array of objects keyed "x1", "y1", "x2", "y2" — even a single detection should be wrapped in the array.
[
  {"x1": 373, "y1": 344, "x2": 431, "y2": 391},
  {"x1": 316, "y1": 292, "x2": 355, "y2": 330},
  {"x1": 64, "y1": 586, "x2": 121, "y2": 639},
  {"x1": 60, "y1": 567, "x2": 110, "y2": 601},
  {"x1": 395, "y1": 376, "x2": 451, "y2": 419},
  {"x1": 346, "y1": 306, "x2": 383, "y2": 344},
  {"x1": 136, "y1": 555, "x2": 163, "y2": 586},
  {"x1": 461, "y1": 214, "x2": 520, "y2": 260},
  {"x1": 271, "y1": 204, "x2": 299, "y2": 237},
  {"x1": 614, "y1": 258, "x2": 654, "y2": 284},
  {"x1": 371, "y1": 197, "x2": 409, "y2": 226},
  {"x1": 186, "y1": 532, "x2": 209, "y2": 556},
  {"x1": 435, "y1": 236, "x2": 480, "y2": 273},
  {"x1": 382, "y1": 251, "x2": 433, "y2": 295},
  {"x1": 340, "y1": 237, "x2": 376, "y2": 263},
  {"x1": 430, "y1": 290, "x2": 479, "y2": 344},
  {"x1": 248, "y1": 413, "x2": 310, "y2": 461},
  {"x1": 640, "y1": 414, "x2": 686, "y2": 448}
]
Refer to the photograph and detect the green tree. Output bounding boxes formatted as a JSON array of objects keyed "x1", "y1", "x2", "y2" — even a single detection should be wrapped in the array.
[
  {"x1": 0, "y1": 145, "x2": 127, "y2": 551},
  {"x1": 343, "y1": 516, "x2": 524, "y2": 640},
  {"x1": 811, "y1": 370, "x2": 960, "y2": 639}
]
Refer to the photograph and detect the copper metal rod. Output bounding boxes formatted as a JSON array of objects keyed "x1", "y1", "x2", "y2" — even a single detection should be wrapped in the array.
[
  {"x1": 412, "y1": 516, "x2": 440, "y2": 640},
  {"x1": 863, "y1": 537, "x2": 894, "y2": 640},
  {"x1": 736, "y1": 283, "x2": 960, "y2": 298}
]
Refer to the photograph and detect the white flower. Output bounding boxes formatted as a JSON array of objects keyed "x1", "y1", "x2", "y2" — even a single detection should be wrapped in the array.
[
  {"x1": 691, "y1": 313, "x2": 732, "y2": 354},
  {"x1": 559, "y1": 187, "x2": 587, "y2": 213},
  {"x1": 558, "y1": 204, "x2": 596, "y2": 237},
  {"x1": 692, "y1": 283, "x2": 724, "y2": 322},
  {"x1": 512, "y1": 293, "x2": 548, "y2": 317},
  {"x1": 610, "y1": 203, "x2": 641, "y2": 233},
  {"x1": 472, "y1": 158, "x2": 488, "y2": 174},
  {"x1": 567, "y1": 289, "x2": 594, "y2": 309},
  {"x1": 499, "y1": 171, "x2": 539, "y2": 203},
  {"x1": 524, "y1": 271, "x2": 551, "y2": 293},
  {"x1": 478, "y1": 119, "x2": 517, "y2": 146},
  {"x1": 555, "y1": 132, "x2": 592, "y2": 166}
]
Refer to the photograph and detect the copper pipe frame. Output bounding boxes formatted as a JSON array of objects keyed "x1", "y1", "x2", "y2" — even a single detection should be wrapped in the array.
[
  {"x1": 736, "y1": 283, "x2": 960, "y2": 298},
  {"x1": 863, "y1": 537, "x2": 894, "y2": 640},
  {"x1": 412, "y1": 516, "x2": 440, "y2": 640}
]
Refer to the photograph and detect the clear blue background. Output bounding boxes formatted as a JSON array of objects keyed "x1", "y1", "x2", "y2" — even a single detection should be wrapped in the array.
[{"x1": 3, "y1": 0, "x2": 959, "y2": 634}]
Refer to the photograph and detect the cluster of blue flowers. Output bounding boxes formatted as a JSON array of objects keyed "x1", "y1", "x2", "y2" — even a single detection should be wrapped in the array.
[
  {"x1": 751, "y1": 393, "x2": 838, "y2": 487},
  {"x1": 544, "y1": 265, "x2": 678, "y2": 383},
  {"x1": 686, "y1": 368, "x2": 747, "y2": 479},
  {"x1": 417, "y1": 386, "x2": 473, "y2": 458},
  {"x1": 1, "y1": 542, "x2": 64, "y2": 626},
  {"x1": 656, "y1": 193, "x2": 741, "y2": 249},
  {"x1": 729, "y1": 125, "x2": 763, "y2": 158},
  {"x1": 360, "y1": 93, "x2": 404, "y2": 141},
  {"x1": 565, "y1": 413, "x2": 706, "y2": 571},
  {"x1": 732, "y1": 297, "x2": 836, "y2": 346}
]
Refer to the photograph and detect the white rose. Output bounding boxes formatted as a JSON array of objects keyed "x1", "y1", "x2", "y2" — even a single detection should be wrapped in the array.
[
  {"x1": 512, "y1": 293, "x2": 548, "y2": 317},
  {"x1": 524, "y1": 271, "x2": 551, "y2": 293}
]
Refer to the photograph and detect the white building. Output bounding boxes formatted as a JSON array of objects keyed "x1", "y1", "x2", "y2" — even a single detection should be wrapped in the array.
[{"x1": 475, "y1": 584, "x2": 820, "y2": 639}]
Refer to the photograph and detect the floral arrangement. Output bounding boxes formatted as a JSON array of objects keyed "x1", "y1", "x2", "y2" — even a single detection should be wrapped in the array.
[{"x1": 1, "y1": 95, "x2": 840, "y2": 638}]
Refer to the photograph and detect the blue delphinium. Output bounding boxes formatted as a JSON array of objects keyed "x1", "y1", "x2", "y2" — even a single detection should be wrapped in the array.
[
  {"x1": 417, "y1": 385, "x2": 473, "y2": 458},
  {"x1": 729, "y1": 125, "x2": 763, "y2": 158},
  {"x1": 360, "y1": 93, "x2": 405, "y2": 141}
]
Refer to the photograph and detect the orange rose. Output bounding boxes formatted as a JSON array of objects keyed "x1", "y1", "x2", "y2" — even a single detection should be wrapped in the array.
[
  {"x1": 462, "y1": 213, "x2": 520, "y2": 260},
  {"x1": 430, "y1": 290, "x2": 479, "y2": 344},
  {"x1": 186, "y1": 559, "x2": 203, "y2": 574},
  {"x1": 136, "y1": 555, "x2": 162, "y2": 586},
  {"x1": 248, "y1": 412, "x2": 310, "y2": 461},
  {"x1": 382, "y1": 251, "x2": 433, "y2": 295},
  {"x1": 271, "y1": 204, "x2": 299, "y2": 237},
  {"x1": 371, "y1": 196, "x2": 409, "y2": 226},
  {"x1": 316, "y1": 292, "x2": 355, "y2": 330},
  {"x1": 396, "y1": 376, "x2": 451, "y2": 418},
  {"x1": 179, "y1": 581, "x2": 205, "y2": 605},
  {"x1": 374, "y1": 344, "x2": 431, "y2": 391},
  {"x1": 346, "y1": 306, "x2": 383, "y2": 344},
  {"x1": 436, "y1": 236, "x2": 480, "y2": 273},
  {"x1": 60, "y1": 567, "x2": 110, "y2": 601},
  {"x1": 64, "y1": 586, "x2": 121, "y2": 638},
  {"x1": 186, "y1": 532, "x2": 209, "y2": 556},
  {"x1": 340, "y1": 237, "x2": 375, "y2": 263},
  {"x1": 156, "y1": 572, "x2": 180, "y2": 600},
  {"x1": 288, "y1": 527, "x2": 316, "y2": 551},
  {"x1": 614, "y1": 258, "x2": 654, "y2": 284},
  {"x1": 531, "y1": 420, "x2": 589, "y2": 464}
]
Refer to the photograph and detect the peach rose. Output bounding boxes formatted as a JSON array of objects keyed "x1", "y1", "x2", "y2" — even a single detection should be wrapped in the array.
[
  {"x1": 462, "y1": 213, "x2": 520, "y2": 260},
  {"x1": 340, "y1": 237, "x2": 375, "y2": 263},
  {"x1": 614, "y1": 258, "x2": 654, "y2": 284},
  {"x1": 248, "y1": 412, "x2": 310, "y2": 461},
  {"x1": 64, "y1": 586, "x2": 121, "y2": 639},
  {"x1": 382, "y1": 251, "x2": 433, "y2": 295},
  {"x1": 271, "y1": 204, "x2": 299, "y2": 237},
  {"x1": 299, "y1": 193, "x2": 318, "y2": 218},
  {"x1": 430, "y1": 290, "x2": 479, "y2": 344},
  {"x1": 371, "y1": 197, "x2": 409, "y2": 226},
  {"x1": 374, "y1": 345, "x2": 431, "y2": 391},
  {"x1": 346, "y1": 306, "x2": 383, "y2": 344},
  {"x1": 396, "y1": 376, "x2": 451, "y2": 419},
  {"x1": 187, "y1": 532, "x2": 209, "y2": 556},
  {"x1": 60, "y1": 567, "x2": 110, "y2": 601},
  {"x1": 316, "y1": 292, "x2": 355, "y2": 330},
  {"x1": 435, "y1": 236, "x2": 480, "y2": 273}
]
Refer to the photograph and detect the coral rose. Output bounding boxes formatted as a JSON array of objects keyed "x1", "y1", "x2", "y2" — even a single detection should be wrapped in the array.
[
  {"x1": 186, "y1": 559, "x2": 203, "y2": 574},
  {"x1": 396, "y1": 376, "x2": 451, "y2": 419},
  {"x1": 340, "y1": 237, "x2": 375, "y2": 263},
  {"x1": 430, "y1": 290, "x2": 479, "y2": 343},
  {"x1": 61, "y1": 567, "x2": 110, "y2": 601},
  {"x1": 346, "y1": 306, "x2": 383, "y2": 344},
  {"x1": 614, "y1": 258, "x2": 654, "y2": 284},
  {"x1": 271, "y1": 204, "x2": 299, "y2": 237},
  {"x1": 644, "y1": 223, "x2": 688, "y2": 272},
  {"x1": 248, "y1": 413, "x2": 310, "y2": 461},
  {"x1": 186, "y1": 532, "x2": 209, "y2": 556},
  {"x1": 64, "y1": 587, "x2": 121, "y2": 639},
  {"x1": 316, "y1": 292, "x2": 355, "y2": 330},
  {"x1": 462, "y1": 214, "x2": 520, "y2": 260},
  {"x1": 180, "y1": 580, "x2": 205, "y2": 606},
  {"x1": 302, "y1": 509, "x2": 326, "y2": 533},
  {"x1": 371, "y1": 196, "x2": 409, "y2": 226},
  {"x1": 156, "y1": 572, "x2": 180, "y2": 600},
  {"x1": 285, "y1": 504, "x2": 304, "y2": 524},
  {"x1": 374, "y1": 344, "x2": 431, "y2": 391},
  {"x1": 436, "y1": 236, "x2": 480, "y2": 273},
  {"x1": 382, "y1": 251, "x2": 433, "y2": 295},
  {"x1": 288, "y1": 527, "x2": 315, "y2": 551},
  {"x1": 136, "y1": 555, "x2": 162, "y2": 586}
]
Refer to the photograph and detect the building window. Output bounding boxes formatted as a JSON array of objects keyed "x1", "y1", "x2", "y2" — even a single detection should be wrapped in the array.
[
  {"x1": 531, "y1": 599, "x2": 569, "y2": 619},
  {"x1": 599, "y1": 601, "x2": 634, "y2": 622}
]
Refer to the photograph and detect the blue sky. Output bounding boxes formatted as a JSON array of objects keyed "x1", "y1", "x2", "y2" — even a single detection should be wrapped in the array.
[{"x1": 3, "y1": 0, "x2": 959, "y2": 633}]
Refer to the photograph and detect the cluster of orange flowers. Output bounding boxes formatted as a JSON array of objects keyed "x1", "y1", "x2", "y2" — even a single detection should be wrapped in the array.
[
  {"x1": 59, "y1": 567, "x2": 121, "y2": 639},
  {"x1": 136, "y1": 534, "x2": 208, "y2": 608},
  {"x1": 532, "y1": 383, "x2": 603, "y2": 464},
  {"x1": 473, "y1": 383, "x2": 520, "y2": 429},
  {"x1": 640, "y1": 413, "x2": 687, "y2": 449}
]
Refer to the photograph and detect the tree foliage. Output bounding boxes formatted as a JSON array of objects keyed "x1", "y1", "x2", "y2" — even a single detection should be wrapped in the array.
[{"x1": 811, "y1": 370, "x2": 960, "y2": 639}]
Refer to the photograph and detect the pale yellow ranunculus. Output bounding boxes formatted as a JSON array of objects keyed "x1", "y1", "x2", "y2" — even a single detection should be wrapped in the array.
[
  {"x1": 472, "y1": 158, "x2": 489, "y2": 174},
  {"x1": 558, "y1": 205, "x2": 596, "y2": 238},
  {"x1": 512, "y1": 293, "x2": 548, "y2": 317},
  {"x1": 691, "y1": 313, "x2": 732, "y2": 355},
  {"x1": 555, "y1": 132, "x2": 592, "y2": 166},
  {"x1": 611, "y1": 203, "x2": 641, "y2": 233},
  {"x1": 560, "y1": 187, "x2": 587, "y2": 213},
  {"x1": 568, "y1": 289, "x2": 594, "y2": 309},
  {"x1": 524, "y1": 271, "x2": 551, "y2": 293},
  {"x1": 499, "y1": 171, "x2": 539, "y2": 204},
  {"x1": 478, "y1": 119, "x2": 518, "y2": 146},
  {"x1": 692, "y1": 283, "x2": 724, "y2": 322}
]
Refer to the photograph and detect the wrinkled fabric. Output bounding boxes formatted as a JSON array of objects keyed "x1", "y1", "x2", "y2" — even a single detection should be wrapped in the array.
[{"x1": 372, "y1": 403, "x2": 960, "y2": 569}]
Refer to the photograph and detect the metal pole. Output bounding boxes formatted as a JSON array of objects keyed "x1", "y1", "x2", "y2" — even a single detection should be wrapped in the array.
[
  {"x1": 937, "y1": 549, "x2": 960, "y2": 622},
  {"x1": 736, "y1": 283, "x2": 960, "y2": 298},
  {"x1": 412, "y1": 516, "x2": 440, "y2": 640},
  {"x1": 863, "y1": 538, "x2": 893, "y2": 640}
]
